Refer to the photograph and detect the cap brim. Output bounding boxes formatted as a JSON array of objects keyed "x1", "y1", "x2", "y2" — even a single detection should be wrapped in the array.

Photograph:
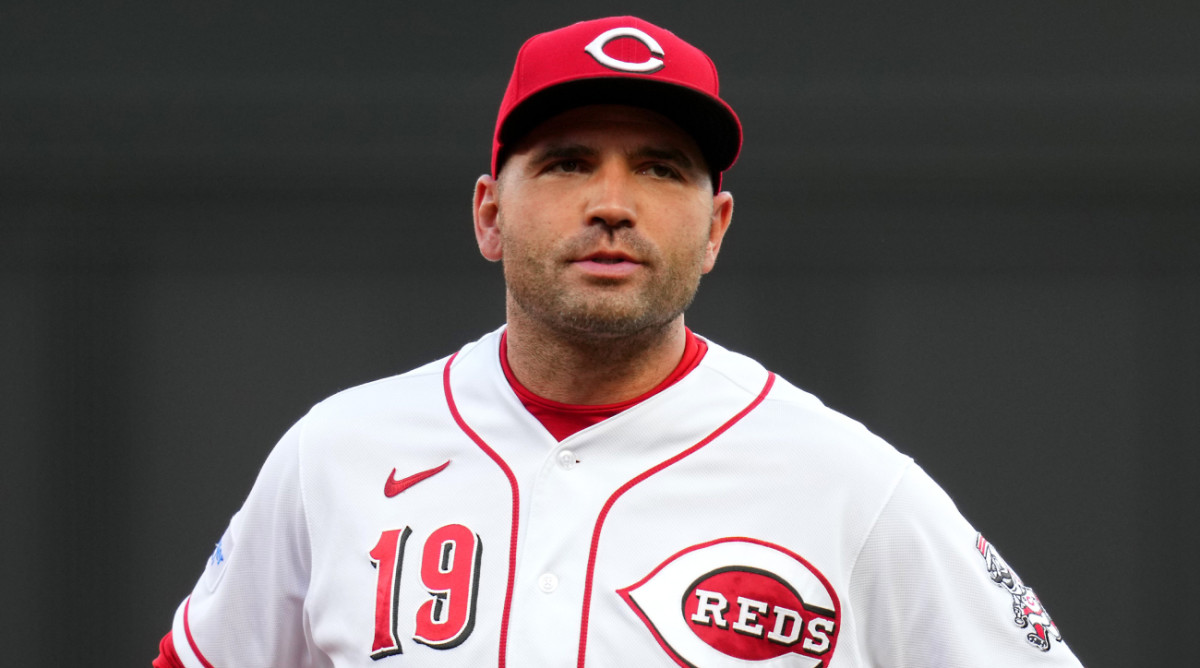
[{"x1": 496, "y1": 77, "x2": 741, "y2": 180}]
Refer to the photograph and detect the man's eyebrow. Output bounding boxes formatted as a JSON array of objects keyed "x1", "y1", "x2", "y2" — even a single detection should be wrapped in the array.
[
  {"x1": 528, "y1": 143, "x2": 598, "y2": 164},
  {"x1": 630, "y1": 146, "x2": 696, "y2": 170}
]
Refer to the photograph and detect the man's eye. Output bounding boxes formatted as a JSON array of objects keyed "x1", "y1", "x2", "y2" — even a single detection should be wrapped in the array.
[
  {"x1": 644, "y1": 164, "x2": 680, "y2": 179},
  {"x1": 550, "y1": 160, "x2": 581, "y2": 173}
]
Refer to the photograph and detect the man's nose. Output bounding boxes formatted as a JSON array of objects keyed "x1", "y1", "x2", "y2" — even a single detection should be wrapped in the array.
[{"x1": 584, "y1": 161, "x2": 636, "y2": 229}]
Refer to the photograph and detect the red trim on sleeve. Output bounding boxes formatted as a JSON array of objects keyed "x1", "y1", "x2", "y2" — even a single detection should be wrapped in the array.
[
  {"x1": 501, "y1": 329, "x2": 708, "y2": 441},
  {"x1": 182, "y1": 598, "x2": 216, "y2": 668}
]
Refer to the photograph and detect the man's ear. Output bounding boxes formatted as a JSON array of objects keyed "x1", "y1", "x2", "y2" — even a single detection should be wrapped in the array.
[
  {"x1": 701, "y1": 190, "x2": 734, "y2": 274},
  {"x1": 474, "y1": 174, "x2": 502, "y2": 262}
]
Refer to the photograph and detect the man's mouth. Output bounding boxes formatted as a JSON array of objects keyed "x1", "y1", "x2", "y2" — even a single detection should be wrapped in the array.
[
  {"x1": 571, "y1": 251, "x2": 643, "y2": 278},
  {"x1": 579, "y1": 251, "x2": 637, "y2": 264}
]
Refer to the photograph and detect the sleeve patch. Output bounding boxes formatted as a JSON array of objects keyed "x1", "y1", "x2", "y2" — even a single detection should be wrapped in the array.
[
  {"x1": 975, "y1": 533, "x2": 1065, "y2": 652},
  {"x1": 202, "y1": 517, "x2": 237, "y2": 593}
]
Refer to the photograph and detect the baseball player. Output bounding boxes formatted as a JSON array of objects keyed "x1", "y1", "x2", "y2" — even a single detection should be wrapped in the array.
[{"x1": 153, "y1": 16, "x2": 1084, "y2": 667}]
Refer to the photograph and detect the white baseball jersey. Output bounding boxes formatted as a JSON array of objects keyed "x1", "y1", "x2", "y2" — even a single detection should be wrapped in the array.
[{"x1": 166, "y1": 327, "x2": 1083, "y2": 667}]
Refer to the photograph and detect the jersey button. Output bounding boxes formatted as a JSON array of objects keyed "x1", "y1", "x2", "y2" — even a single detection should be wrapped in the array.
[
  {"x1": 538, "y1": 573, "x2": 559, "y2": 593},
  {"x1": 557, "y1": 450, "x2": 578, "y2": 470}
]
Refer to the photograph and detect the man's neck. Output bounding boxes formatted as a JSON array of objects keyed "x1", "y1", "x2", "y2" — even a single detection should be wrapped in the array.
[{"x1": 503, "y1": 309, "x2": 688, "y2": 406}]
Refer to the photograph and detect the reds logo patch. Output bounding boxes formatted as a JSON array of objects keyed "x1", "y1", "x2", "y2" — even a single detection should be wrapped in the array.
[
  {"x1": 619, "y1": 538, "x2": 840, "y2": 668},
  {"x1": 976, "y1": 534, "x2": 1064, "y2": 652}
]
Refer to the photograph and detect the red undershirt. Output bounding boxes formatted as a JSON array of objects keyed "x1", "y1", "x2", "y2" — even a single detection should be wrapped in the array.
[
  {"x1": 500, "y1": 328, "x2": 708, "y2": 441},
  {"x1": 151, "y1": 330, "x2": 707, "y2": 667},
  {"x1": 152, "y1": 632, "x2": 181, "y2": 667}
]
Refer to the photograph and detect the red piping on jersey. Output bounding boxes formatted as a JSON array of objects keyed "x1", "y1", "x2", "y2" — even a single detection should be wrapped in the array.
[
  {"x1": 182, "y1": 597, "x2": 216, "y2": 668},
  {"x1": 575, "y1": 371, "x2": 777, "y2": 667},
  {"x1": 443, "y1": 352, "x2": 520, "y2": 668}
]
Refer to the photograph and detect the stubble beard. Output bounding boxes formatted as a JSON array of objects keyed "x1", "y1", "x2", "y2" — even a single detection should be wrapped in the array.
[{"x1": 502, "y1": 226, "x2": 708, "y2": 347}]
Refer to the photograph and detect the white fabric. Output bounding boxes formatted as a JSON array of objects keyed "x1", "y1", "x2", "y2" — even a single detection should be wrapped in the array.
[{"x1": 171, "y1": 327, "x2": 1083, "y2": 667}]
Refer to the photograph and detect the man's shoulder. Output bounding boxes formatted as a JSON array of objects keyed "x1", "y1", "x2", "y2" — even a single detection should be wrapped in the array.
[
  {"x1": 304, "y1": 328, "x2": 503, "y2": 424},
  {"x1": 699, "y1": 334, "x2": 911, "y2": 468},
  {"x1": 698, "y1": 335, "x2": 858, "y2": 424},
  {"x1": 314, "y1": 355, "x2": 448, "y2": 413}
]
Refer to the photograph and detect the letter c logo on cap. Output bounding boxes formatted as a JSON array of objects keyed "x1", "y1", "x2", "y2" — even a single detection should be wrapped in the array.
[{"x1": 584, "y1": 27, "x2": 665, "y2": 73}]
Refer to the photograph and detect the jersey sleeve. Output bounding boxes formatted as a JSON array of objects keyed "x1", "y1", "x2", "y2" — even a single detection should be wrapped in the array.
[
  {"x1": 847, "y1": 463, "x2": 1084, "y2": 667},
  {"x1": 166, "y1": 419, "x2": 315, "y2": 668}
]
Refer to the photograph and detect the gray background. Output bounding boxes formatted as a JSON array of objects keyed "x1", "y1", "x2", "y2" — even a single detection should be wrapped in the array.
[{"x1": 3, "y1": 2, "x2": 1197, "y2": 665}]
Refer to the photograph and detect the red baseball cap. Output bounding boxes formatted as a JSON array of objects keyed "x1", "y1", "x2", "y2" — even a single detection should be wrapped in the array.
[{"x1": 492, "y1": 16, "x2": 742, "y2": 188}]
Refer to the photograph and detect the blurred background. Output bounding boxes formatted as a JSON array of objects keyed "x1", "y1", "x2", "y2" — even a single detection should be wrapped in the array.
[{"x1": 2, "y1": 1, "x2": 1197, "y2": 665}]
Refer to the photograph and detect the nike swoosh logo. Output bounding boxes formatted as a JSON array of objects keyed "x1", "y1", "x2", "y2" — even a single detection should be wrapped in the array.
[{"x1": 384, "y1": 460, "x2": 451, "y2": 498}]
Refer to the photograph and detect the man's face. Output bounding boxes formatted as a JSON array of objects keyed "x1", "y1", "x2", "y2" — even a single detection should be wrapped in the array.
[{"x1": 474, "y1": 105, "x2": 734, "y2": 342}]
